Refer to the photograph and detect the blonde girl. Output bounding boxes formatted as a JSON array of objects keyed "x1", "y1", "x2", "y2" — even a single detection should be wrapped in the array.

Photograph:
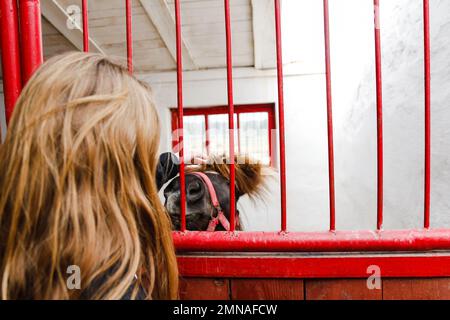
[{"x1": 0, "y1": 52, "x2": 178, "y2": 300}]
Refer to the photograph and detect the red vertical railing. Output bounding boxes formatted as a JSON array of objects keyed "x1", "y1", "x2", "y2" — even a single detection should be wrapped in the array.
[
  {"x1": 126, "y1": 0, "x2": 133, "y2": 73},
  {"x1": 19, "y1": 0, "x2": 43, "y2": 84},
  {"x1": 423, "y1": 0, "x2": 431, "y2": 229},
  {"x1": 174, "y1": 0, "x2": 187, "y2": 231},
  {"x1": 274, "y1": 0, "x2": 287, "y2": 232},
  {"x1": 373, "y1": 0, "x2": 384, "y2": 231},
  {"x1": 237, "y1": 114, "x2": 241, "y2": 154},
  {"x1": 323, "y1": 0, "x2": 336, "y2": 232},
  {"x1": 82, "y1": 0, "x2": 89, "y2": 52},
  {"x1": 0, "y1": 0, "x2": 22, "y2": 124},
  {"x1": 224, "y1": 0, "x2": 236, "y2": 231},
  {"x1": 205, "y1": 115, "x2": 211, "y2": 156}
]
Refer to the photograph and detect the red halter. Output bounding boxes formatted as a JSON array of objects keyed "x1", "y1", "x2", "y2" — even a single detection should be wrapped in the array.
[{"x1": 189, "y1": 172, "x2": 237, "y2": 232}]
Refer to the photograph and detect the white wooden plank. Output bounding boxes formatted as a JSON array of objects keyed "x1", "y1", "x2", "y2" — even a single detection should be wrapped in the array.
[
  {"x1": 40, "y1": 0, "x2": 255, "y2": 72},
  {"x1": 251, "y1": 0, "x2": 276, "y2": 69}
]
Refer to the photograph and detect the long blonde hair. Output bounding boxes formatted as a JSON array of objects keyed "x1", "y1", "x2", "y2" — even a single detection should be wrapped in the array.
[{"x1": 0, "y1": 52, "x2": 178, "y2": 300}]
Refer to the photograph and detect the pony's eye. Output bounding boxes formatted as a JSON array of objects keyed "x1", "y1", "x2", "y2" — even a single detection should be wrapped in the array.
[
  {"x1": 188, "y1": 182, "x2": 201, "y2": 194},
  {"x1": 191, "y1": 182, "x2": 201, "y2": 191},
  {"x1": 187, "y1": 181, "x2": 204, "y2": 202}
]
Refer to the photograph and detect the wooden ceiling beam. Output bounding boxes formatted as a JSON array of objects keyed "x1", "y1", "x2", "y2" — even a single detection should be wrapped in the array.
[
  {"x1": 40, "y1": 0, "x2": 105, "y2": 54},
  {"x1": 139, "y1": 0, "x2": 197, "y2": 70}
]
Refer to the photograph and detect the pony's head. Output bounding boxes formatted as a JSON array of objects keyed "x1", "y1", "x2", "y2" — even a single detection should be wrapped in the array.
[{"x1": 160, "y1": 154, "x2": 265, "y2": 231}]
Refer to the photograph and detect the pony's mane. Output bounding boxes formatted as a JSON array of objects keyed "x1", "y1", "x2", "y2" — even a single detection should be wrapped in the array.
[{"x1": 186, "y1": 154, "x2": 265, "y2": 197}]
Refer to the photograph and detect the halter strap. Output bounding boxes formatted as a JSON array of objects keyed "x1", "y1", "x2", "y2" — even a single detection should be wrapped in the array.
[{"x1": 189, "y1": 172, "x2": 234, "y2": 232}]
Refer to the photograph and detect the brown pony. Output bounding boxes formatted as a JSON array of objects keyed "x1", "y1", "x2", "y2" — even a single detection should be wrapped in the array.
[{"x1": 161, "y1": 154, "x2": 266, "y2": 231}]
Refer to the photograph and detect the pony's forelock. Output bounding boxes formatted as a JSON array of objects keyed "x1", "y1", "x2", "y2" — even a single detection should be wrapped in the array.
[{"x1": 186, "y1": 154, "x2": 266, "y2": 198}]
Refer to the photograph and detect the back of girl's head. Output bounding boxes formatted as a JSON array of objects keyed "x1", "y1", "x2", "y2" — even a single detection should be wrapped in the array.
[{"x1": 0, "y1": 52, "x2": 178, "y2": 300}]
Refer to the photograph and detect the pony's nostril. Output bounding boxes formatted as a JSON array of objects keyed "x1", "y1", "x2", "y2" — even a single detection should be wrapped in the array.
[{"x1": 187, "y1": 181, "x2": 203, "y2": 201}]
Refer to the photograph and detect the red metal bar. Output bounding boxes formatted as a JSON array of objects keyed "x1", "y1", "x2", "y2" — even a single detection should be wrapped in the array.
[
  {"x1": 237, "y1": 113, "x2": 241, "y2": 154},
  {"x1": 423, "y1": 0, "x2": 431, "y2": 229},
  {"x1": 171, "y1": 110, "x2": 179, "y2": 150},
  {"x1": 173, "y1": 229, "x2": 450, "y2": 253},
  {"x1": 174, "y1": 0, "x2": 187, "y2": 231},
  {"x1": 126, "y1": 0, "x2": 133, "y2": 73},
  {"x1": 82, "y1": 0, "x2": 89, "y2": 52},
  {"x1": 0, "y1": 0, "x2": 22, "y2": 124},
  {"x1": 204, "y1": 115, "x2": 210, "y2": 156},
  {"x1": 323, "y1": 0, "x2": 336, "y2": 232},
  {"x1": 268, "y1": 110, "x2": 275, "y2": 166},
  {"x1": 178, "y1": 254, "x2": 450, "y2": 279},
  {"x1": 224, "y1": 0, "x2": 236, "y2": 231},
  {"x1": 373, "y1": 0, "x2": 384, "y2": 230},
  {"x1": 274, "y1": 0, "x2": 287, "y2": 231},
  {"x1": 19, "y1": 0, "x2": 43, "y2": 84}
]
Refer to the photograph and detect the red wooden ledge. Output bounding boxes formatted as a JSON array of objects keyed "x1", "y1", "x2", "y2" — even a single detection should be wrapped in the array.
[{"x1": 173, "y1": 229, "x2": 450, "y2": 253}]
